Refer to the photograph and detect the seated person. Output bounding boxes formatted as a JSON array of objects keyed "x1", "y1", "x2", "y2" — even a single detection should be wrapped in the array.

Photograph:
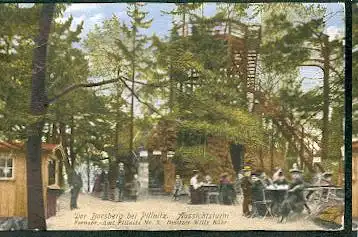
[
  {"x1": 279, "y1": 168, "x2": 309, "y2": 223},
  {"x1": 204, "y1": 175, "x2": 213, "y2": 184},
  {"x1": 271, "y1": 170, "x2": 289, "y2": 216},
  {"x1": 251, "y1": 172, "x2": 266, "y2": 217},
  {"x1": 320, "y1": 171, "x2": 335, "y2": 199},
  {"x1": 260, "y1": 172, "x2": 273, "y2": 187},
  {"x1": 273, "y1": 169, "x2": 288, "y2": 185},
  {"x1": 220, "y1": 173, "x2": 235, "y2": 205},
  {"x1": 320, "y1": 172, "x2": 334, "y2": 186},
  {"x1": 306, "y1": 171, "x2": 334, "y2": 200}
]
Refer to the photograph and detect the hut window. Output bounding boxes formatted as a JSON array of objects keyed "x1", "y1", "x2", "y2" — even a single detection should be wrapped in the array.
[
  {"x1": 48, "y1": 159, "x2": 56, "y2": 185},
  {"x1": 0, "y1": 154, "x2": 14, "y2": 180}
]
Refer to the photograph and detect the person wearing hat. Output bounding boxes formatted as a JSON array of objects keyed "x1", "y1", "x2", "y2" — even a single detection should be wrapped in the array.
[
  {"x1": 241, "y1": 166, "x2": 253, "y2": 217},
  {"x1": 116, "y1": 163, "x2": 126, "y2": 202},
  {"x1": 279, "y1": 168, "x2": 309, "y2": 223}
]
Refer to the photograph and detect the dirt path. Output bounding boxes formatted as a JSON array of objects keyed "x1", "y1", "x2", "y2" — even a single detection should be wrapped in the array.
[{"x1": 47, "y1": 192, "x2": 324, "y2": 231}]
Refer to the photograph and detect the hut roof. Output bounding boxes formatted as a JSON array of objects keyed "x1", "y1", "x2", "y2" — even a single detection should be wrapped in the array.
[{"x1": 0, "y1": 141, "x2": 61, "y2": 153}]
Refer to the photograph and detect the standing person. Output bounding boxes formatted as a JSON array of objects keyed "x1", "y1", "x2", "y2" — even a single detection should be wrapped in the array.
[
  {"x1": 235, "y1": 171, "x2": 243, "y2": 196},
  {"x1": 129, "y1": 174, "x2": 141, "y2": 201},
  {"x1": 70, "y1": 171, "x2": 83, "y2": 210},
  {"x1": 102, "y1": 171, "x2": 109, "y2": 200},
  {"x1": 173, "y1": 175, "x2": 183, "y2": 201},
  {"x1": 241, "y1": 166, "x2": 253, "y2": 217},
  {"x1": 116, "y1": 163, "x2": 126, "y2": 202},
  {"x1": 92, "y1": 169, "x2": 103, "y2": 197},
  {"x1": 189, "y1": 170, "x2": 203, "y2": 204}
]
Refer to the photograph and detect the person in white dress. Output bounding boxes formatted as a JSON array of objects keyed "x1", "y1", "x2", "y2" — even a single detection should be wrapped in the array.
[{"x1": 190, "y1": 170, "x2": 204, "y2": 204}]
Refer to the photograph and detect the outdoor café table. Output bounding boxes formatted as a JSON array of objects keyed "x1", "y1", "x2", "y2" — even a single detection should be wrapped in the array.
[
  {"x1": 265, "y1": 185, "x2": 289, "y2": 215},
  {"x1": 201, "y1": 184, "x2": 219, "y2": 204}
]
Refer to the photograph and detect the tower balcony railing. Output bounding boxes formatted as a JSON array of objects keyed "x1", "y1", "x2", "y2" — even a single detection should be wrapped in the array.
[{"x1": 177, "y1": 19, "x2": 261, "y2": 42}]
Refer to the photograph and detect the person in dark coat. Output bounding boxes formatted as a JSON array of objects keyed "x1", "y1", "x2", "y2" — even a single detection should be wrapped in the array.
[
  {"x1": 70, "y1": 171, "x2": 83, "y2": 210},
  {"x1": 116, "y1": 163, "x2": 126, "y2": 202},
  {"x1": 102, "y1": 171, "x2": 109, "y2": 200},
  {"x1": 251, "y1": 172, "x2": 266, "y2": 217},
  {"x1": 279, "y1": 168, "x2": 307, "y2": 223},
  {"x1": 92, "y1": 170, "x2": 104, "y2": 197},
  {"x1": 220, "y1": 173, "x2": 235, "y2": 205},
  {"x1": 241, "y1": 166, "x2": 253, "y2": 217}
]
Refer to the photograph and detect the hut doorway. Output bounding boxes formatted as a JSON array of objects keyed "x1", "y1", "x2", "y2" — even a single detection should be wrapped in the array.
[
  {"x1": 230, "y1": 144, "x2": 244, "y2": 174},
  {"x1": 148, "y1": 156, "x2": 164, "y2": 195}
]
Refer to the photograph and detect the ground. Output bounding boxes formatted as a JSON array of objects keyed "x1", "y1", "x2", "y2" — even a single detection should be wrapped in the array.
[{"x1": 46, "y1": 192, "x2": 330, "y2": 231}]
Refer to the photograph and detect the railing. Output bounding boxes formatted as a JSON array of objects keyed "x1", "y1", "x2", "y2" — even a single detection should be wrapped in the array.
[{"x1": 177, "y1": 20, "x2": 261, "y2": 43}]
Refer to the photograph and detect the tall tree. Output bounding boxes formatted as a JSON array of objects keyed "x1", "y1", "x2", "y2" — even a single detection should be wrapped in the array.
[
  {"x1": 260, "y1": 4, "x2": 344, "y2": 165},
  {"x1": 26, "y1": 4, "x2": 121, "y2": 228},
  {"x1": 126, "y1": 3, "x2": 153, "y2": 153},
  {"x1": 27, "y1": 3, "x2": 55, "y2": 229}
]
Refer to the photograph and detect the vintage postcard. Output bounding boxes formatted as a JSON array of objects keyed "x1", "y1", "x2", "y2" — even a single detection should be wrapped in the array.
[{"x1": 0, "y1": 2, "x2": 347, "y2": 231}]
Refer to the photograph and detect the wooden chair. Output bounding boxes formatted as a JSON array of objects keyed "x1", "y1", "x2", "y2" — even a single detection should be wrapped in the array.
[
  {"x1": 251, "y1": 189, "x2": 273, "y2": 219},
  {"x1": 206, "y1": 191, "x2": 220, "y2": 204}
]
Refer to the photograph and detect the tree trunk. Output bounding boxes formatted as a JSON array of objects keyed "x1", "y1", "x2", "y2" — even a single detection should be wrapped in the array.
[
  {"x1": 115, "y1": 82, "x2": 121, "y2": 161},
  {"x1": 129, "y1": 6, "x2": 137, "y2": 154},
  {"x1": 26, "y1": 3, "x2": 55, "y2": 230},
  {"x1": 270, "y1": 127, "x2": 274, "y2": 173},
  {"x1": 45, "y1": 123, "x2": 51, "y2": 143},
  {"x1": 51, "y1": 122, "x2": 56, "y2": 143},
  {"x1": 321, "y1": 35, "x2": 330, "y2": 162},
  {"x1": 182, "y1": 4, "x2": 186, "y2": 36},
  {"x1": 87, "y1": 150, "x2": 90, "y2": 193},
  {"x1": 59, "y1": 122, "x2": 73, "y2": 184},
  {"x1": 69, "y1": 116, "x2": 75, "y2": 168}
]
